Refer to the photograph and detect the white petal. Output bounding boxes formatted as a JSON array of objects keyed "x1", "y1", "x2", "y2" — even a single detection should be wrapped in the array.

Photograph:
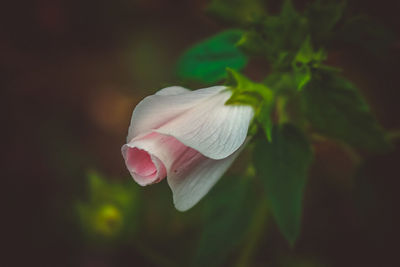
[
  {"x1": 127, "y1": 86, "x2": 226, "y2": 142},
  {"x1": 155, "y1": 86, "x2": 189, "y2": 96},
  {"x1": 168, "y1": 142, "x2": 245, "y2": 211},
  {"x1": 156, "y1": 90, "x2": 254, "y2": 160}
]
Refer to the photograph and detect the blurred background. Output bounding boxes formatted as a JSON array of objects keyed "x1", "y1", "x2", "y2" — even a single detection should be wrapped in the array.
[{"x1": 3, "y1": 0, "x2": 400, "y2": 266}]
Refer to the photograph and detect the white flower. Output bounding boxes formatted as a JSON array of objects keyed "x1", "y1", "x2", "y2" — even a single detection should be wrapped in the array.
[{"x1": 122, "y1": 86, "x2": 254, "y2": 211}]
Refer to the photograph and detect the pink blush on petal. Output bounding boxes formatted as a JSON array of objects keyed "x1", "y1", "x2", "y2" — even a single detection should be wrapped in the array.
[{"x1": 126, "y1": 147, "x2": 157, "y2": 177}]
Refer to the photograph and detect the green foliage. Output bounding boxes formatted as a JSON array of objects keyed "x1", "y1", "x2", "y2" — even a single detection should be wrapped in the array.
[
  {"x1": 225, "y1": 68, "x2": 275, "y2": 141},
  {"x1": 193, "y1": 176, "x2": 254, "y2": 267},
  {"x1": 293, "y1": 67, "x2": 311, "y2": 91},
  {"x1": 264, "y1": 72, "x2": 298, "y2": 93},
  {"x1": 293, "y1": 37, "x2": 326, "y2": 66},
  {"x1": 225, "y1": 68, "x2": 274, "y2": 106},
  {"x1": 225, "y1": 68, "x2": 265, "y2": 107},
  {"x1": 174, "y1": 0, "x2": 392, "y2": 259},
  {"x1": 305, "y1": 0, "x2": 346, "y2": 45},
  {"x1": 207, "y1": 0, "x2": 267, "y2": 25},
  {"x1": 207, "y1": 0, "x2": 393, "y2": 69},
  {"x1": 262, "y1": 39, "x2": 332, "y2": 94},
  {"x1": 76, "y1": 170, "x2": 140, "y2": 243},
  {"x1": 177, "y1": 29, "x2": 248, "y2": 84},
  {"x1": 238, "y1": 0, "x2": 309, "y2": 69},
  {"x1": 254, "y1": 124, "x2": 313, "y2": 245},
  {"x1": 292, "y1": 37, "x2": 327, "y2": 90},
  {"x1": 302, "y1": 70, "x2": 389, "y2": 151}
]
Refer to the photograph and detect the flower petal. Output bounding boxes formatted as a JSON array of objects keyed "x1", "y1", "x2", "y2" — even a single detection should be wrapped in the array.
[
  {"x1": 127, "y1": 86, "x2": 226, "y2": 141},
  {"x1": 121, "y1": 144, "x2": 167, "y2": 186},
  {"x1": 167, "y1": 142, "x2": 245, "y2": 211},
  {"x1": 156, "y1": 90, "x2": 254, "y2": 160},
  {"x1": 155, "y1": 86, "x2": 189, "y2": 96},
  {"x1": 124, "y1": 132, "x2": 190, "y2": 171}
]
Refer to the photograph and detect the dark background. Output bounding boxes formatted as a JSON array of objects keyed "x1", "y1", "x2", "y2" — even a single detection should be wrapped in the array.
[{"x1": 3, "y1": 0, "x2": 400, "y2": 266}]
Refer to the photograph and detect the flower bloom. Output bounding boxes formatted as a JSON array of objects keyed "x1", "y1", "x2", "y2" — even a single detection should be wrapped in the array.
[{"x1": 121, "y1": 86, "x2": 254, "y2": 211}]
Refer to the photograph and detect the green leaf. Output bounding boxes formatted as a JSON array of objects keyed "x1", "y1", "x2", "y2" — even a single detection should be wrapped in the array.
[
  {"x1": 254, "y1": 124, "x2": 313, "y2": 245},
  {"x1": 292, "y1": 37, "x2": 327, "y2": 90},
  {"x1": 293, "y1": 37, "x2": 326, "y2": 65},
  {"x1": 264, "y1": 72, "x2": 298, "y2": 93},
  {"x1": 225, "y1": 69, "x2": 275, "y2": 141},
  {"x1": 293, "y1": 67, "x2": 311, "y2": 91},
  {"x1": 76, "y1": 171, "x2": 140, "y2": 242},
  {"x1": 225, "y1": 68, "x2": 273, "y2": 103},
  {"x1": 302, "y1": 70, "x2": 389, "y2": 151},
  {"x1": 207, "y1": 0, "x2": 267, "y2": 25},
  {"x1": 177, "y1": 30, "x2": 248, "y2": 84},
  {"x1": 257, "y1": 102, "x2": 274, "y2": 142},
  {"x1": 192, "y1": 176, "x2": 254, "y2": 267}
]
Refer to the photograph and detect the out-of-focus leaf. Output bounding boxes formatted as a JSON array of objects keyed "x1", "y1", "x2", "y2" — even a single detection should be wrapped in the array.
[
  {"x1": 264, "y1": 72, "x2": 298, "y2": 93},
  {"x1": 238, "y1": 0, "x2": 308, "y2": 69},
  {"x1": 293, "y1": 66, "x2": 311, "y2": 91},
  {"x1": 225, "y1": 68, "x2": 273, "y2": 104},
  {"x1": 292, "y1": 37, "x2": 327, "y2": 90},
  {"x1": 192, "y1": 175, "x2": 254, "y2": 267},
  {"x1": 338, "y1": 15, "x2": 396, "y2": 57},
  {"x1": 77, "y1": 203, "x2": 123, "y2": 237},
  {"x1": 177, "y1": 30, "x2": 248, "y2": 84},
  {"x1": 206, "y1": 0, "x2": 267, "y2": 25},
  {"x1": 77, "y1": 170, "x2": 140, "y2": 243},
  {"x1": 302, "y1": 70, "x2": 390, "y2": 151},
  {"x1": 305, "y1": 0, "x2": 346, "y2": 45},
  {"x1": 254, "y1": 124, "x2": 313, "y2": 246},
  {"x1": 293, "y1": 37, "x2": 326, "y2": 65},
  {"x1": 225, "y1": 68, "x2": 265, "y2": 107},
  {"x1": 225, "y1": 68, "x2": 274, "y2": 140},
  {"x1": 257, "y1": 101, "x2": 274, "y2": 142}
]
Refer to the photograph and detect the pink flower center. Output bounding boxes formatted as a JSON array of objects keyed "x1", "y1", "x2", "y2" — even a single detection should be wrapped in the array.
[{"x1": 126, "y1": 148, "x2": 157, "y2": 177}]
